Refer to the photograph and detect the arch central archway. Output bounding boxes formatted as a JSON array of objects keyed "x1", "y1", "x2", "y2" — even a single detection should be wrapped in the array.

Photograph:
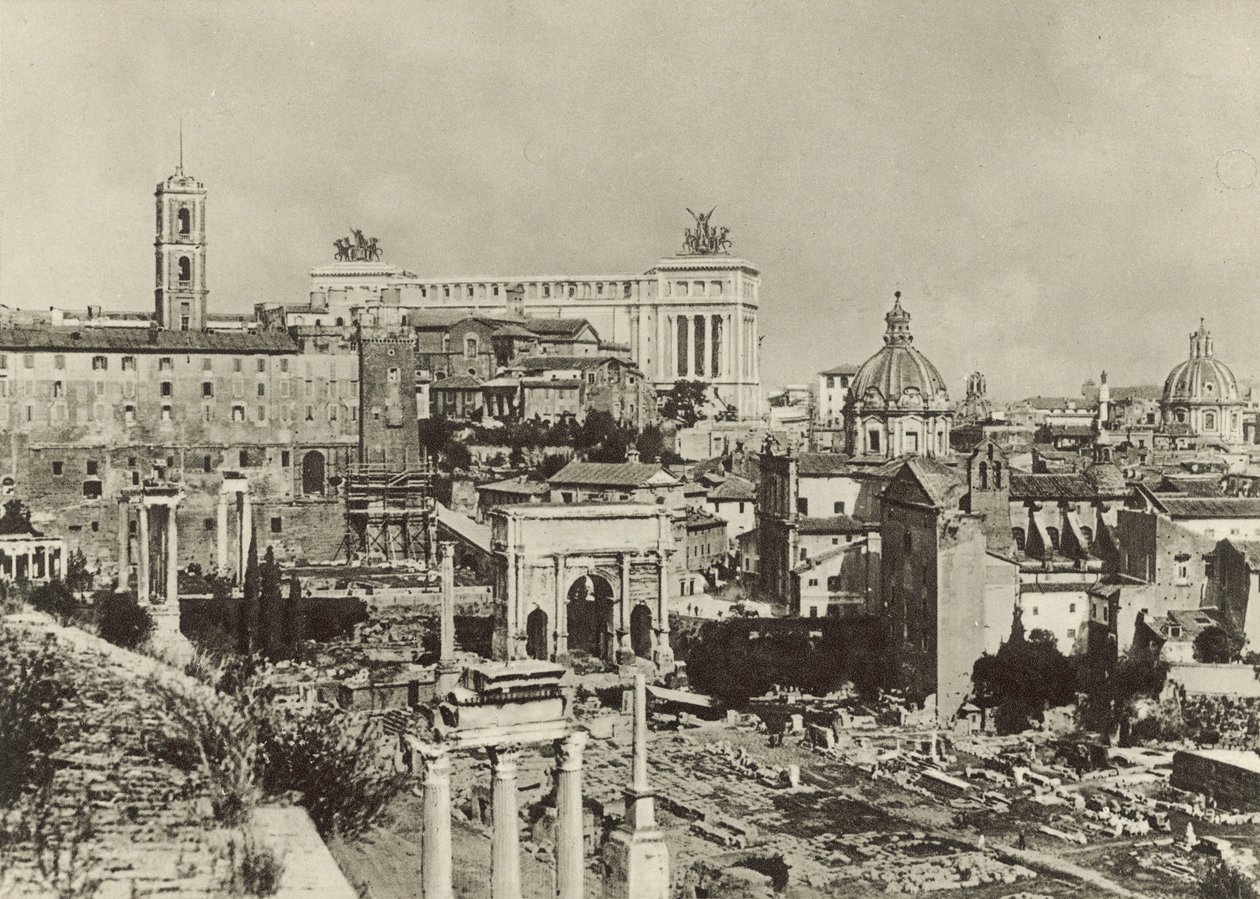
[
  {"x1": 566, "y1": 574, "x2": 615, "y2": 661},
  {"x1": 526, "y1": 607, "x2": 549, "y2": 660},
  {"x1": 302, "y1": 450, "x2": 326, "y2": 496}
]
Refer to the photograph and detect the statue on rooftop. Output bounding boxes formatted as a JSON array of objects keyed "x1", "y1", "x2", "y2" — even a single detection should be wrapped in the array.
[
  {"x1": 682, "y1": 206, "x2": 731, "y2": 255},
  {"x1": 334, "y1": 230, "x2": 383, "y2": 262}
]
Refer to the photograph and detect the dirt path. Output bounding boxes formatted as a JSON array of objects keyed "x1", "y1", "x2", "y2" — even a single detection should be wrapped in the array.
[{"x1": 992, "y1": 843, "x2": 1154, "y2": 899}]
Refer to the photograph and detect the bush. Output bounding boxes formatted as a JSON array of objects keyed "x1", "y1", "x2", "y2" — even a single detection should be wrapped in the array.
[
  {"x1": 256, "y1": 706, "x2": 404, "y2": 838},
  {"x1": 1202, "y1": 859, "x2": 1258, "y2": 899},
  {"x1": 95, "y1": 592, "x2": 153, "y2": 649},
  {"x1": 0, "y1": 630, "x2": 68, "y2": 807},
  {"x1": 28, "y1": 580, "x2": 79, "y2": 624},
  {"x1": 218, "y1": 832, "x2": 284, "y2": 897}
]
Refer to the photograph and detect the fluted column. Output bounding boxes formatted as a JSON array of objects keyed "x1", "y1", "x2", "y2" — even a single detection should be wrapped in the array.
[
  {"x1": 556, "y1": 731, "x2": 589, "y2": 899},
  {"x1": 489, "y1": 745, "x2": 523, "y2": 899},
  {"x1": 216, "y1": 492, "x2": 229, "y2": 574},
  {"x1": 554, "y1": 556, "x2": 568, "y2": 659},
  {"x1": 420, "y1": 746, "x2": 453, "y2": 899},
  {"x1": 166, "y1": 504, "x2": 179, "y2": 605},
  {"x1": 137, "y1": 503, "x2": 150, "y2": 602}
]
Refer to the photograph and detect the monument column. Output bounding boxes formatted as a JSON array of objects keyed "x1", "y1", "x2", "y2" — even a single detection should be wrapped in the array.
[
  {"x1": 116, "y1": 500, "x2": 129, "y2": 591},
  {"x1": 617, "y1": 553, "x2": 632, "y2": 661},
  {"x1": 488, "y1": 745, "x2": 523, "y2": 899},
  {"x1": 419, "y1": 746, "x2": 454, "y2": 899},
  {"x1": 238, "y1": 490, "x2": 253, "y2": 582},
  {"x1": 556, "y1": 731, "x2": 589, "y2": 899},
  {"x1": 437, "y1": 542, "x2": 459, "y2": 695},
  {"x1": 216, "y1": 491, "x2": 229, "y2": 573},
  {"x1": 165, "y1": 503, "x2": 179, "y2": 605},
  {"x1": 137, "y1": 502, "x2": 151, "y2": 602}
]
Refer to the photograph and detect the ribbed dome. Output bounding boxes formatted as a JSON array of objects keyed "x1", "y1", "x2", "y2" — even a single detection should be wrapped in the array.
[
  {"x1": 1162, "y1": 320, "x2": 1239, "y2": 404},
  {"x1": 850, "y1": 293, "x2": 951, "y2": 408}
]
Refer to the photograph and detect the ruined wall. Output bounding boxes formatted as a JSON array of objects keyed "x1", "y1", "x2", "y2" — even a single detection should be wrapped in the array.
[
  {"x1": 935, "y1": 515, "x2": 990, "y2": 723},
  {"x1": 1171, "y1": 750, "x2": 1260, "y2": 808},
  {"x1": 357, "y1": 333, "x2": 419, "y2": 467}
]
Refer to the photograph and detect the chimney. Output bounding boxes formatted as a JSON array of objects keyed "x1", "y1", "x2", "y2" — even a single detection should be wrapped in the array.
[{"x1": 626, "y1": 447, "x2": 641, "y2": 464}]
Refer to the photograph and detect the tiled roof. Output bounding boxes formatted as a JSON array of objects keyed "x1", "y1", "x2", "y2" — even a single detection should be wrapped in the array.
[
  {"x1": 0, "y1": 325, "x2": 299, "y2": 354},
  {"x1": 709, "y1": 476, "x2": 756, "y2": 501},
  {"x1": 548, "y1": 461, "x2": 676, "y2": 488},
  {"x1": 1010, "y1": 472, "x2": 1098, "y2": 501},
  {"x1": 476, "y1": 478, "x2": 550, "y2": 496},
  {"x1": 1159, "y1": 476, "x2": 1223, "y2": 497},
  {"x1": 1228, "y1": 540, "x2": 1260, "y2": 566},
  {"x1": 522, "y1": 378, "x2": 581, "y2": 388},
  {"x1": 904, "y1": 457, "x2": 964, "y2": 508},
  {"x1": 1045, "y1": 424, "x2": 1095, "y2": 438},
  {"x1": 797, "y1": 453, "x2": 854, "y2": 476},
  {"x1": 511, "y1": 355, "x2": 637, "y2": 372},
  {"x1": 1017, "y1": 396, "x2": 1090, "y2": 410},
  {"x1": 820, "y1": 363, "x2": 861, "y2": 376},
  {"x1": 1155, "y1": 497, "x2": 1260, "y2": 519},
  {"x1": 1161, "y1": 422, "x2": 1196, "y2": 437},
  {"x1": 1084, "y1": 464, "x2": 1131, "y2": 495},
  {"x1": 432, "y1": 375, "x2": 483, "y2": 390},
  {"x1": 525, "y1": 318, "x2": 595, "y2": 337},
  {"x1": 798, "y1": 514, "x2": 869, "y2": 535}
]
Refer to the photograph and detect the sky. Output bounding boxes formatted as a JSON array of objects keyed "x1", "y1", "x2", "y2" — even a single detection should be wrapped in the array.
[{"x1": 2, "y1": 1, "x2": 1258, "y2": 401}]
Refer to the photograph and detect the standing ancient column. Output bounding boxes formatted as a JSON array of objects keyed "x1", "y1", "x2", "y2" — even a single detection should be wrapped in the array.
[
  {"x1": 488, "y1": 745, "x2": 523, "y2": 899},
  {"x1": 238, "y1": 491, "x2": 253, "y2": 583},
  {"x1": 166, "y1": 503, "x2": 179, "y2": 605},
  {"x1": 116, "y1": 500, "x2": 129, "y2": 592},
  {"x1": 554, "y1": 556, "x2": 568, "y2": 660},
  {"x1": 556, "y1": 731, "x2": 589, "y2": 899},
  {"x1": 437, "y1": 542, "x2": 459, "y2": 695},
  {"x1": 137, "y1": 502, "x2": 151, "y2": 602},
  {"x1": 216, "y1": 491, "x2": 229, "y2": 574},
  {"x1": 420, "y1": 746, "x2": 453, "y2": 899}
]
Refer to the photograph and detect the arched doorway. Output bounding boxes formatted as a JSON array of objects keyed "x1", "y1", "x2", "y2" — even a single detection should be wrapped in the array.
[
  {"x1": 566, "y1": 574, "x2": 615, "y2": 661},
  {"x1": 630, "y1": 603, "x2": 653, "y2": 659},
  {"x1": 526, "y1": 608, "x2": 549, "y2": 661},
  {"x1": 302, "y1": 451, "x2": 326, "y2": 495}
]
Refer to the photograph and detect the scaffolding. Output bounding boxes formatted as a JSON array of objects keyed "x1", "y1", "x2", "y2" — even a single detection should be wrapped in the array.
[{"x1": 342, "y1": 464, "x2": 436, "y2": 564}]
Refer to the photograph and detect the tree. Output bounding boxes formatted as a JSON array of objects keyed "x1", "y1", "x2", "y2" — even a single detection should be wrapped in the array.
[
  {"x1": 576, "y1": 411, "x2": 620, "y2": 451},
  {"x1": 64, "y1": 549, "x2": 94, "y2": 593},
  {"x1": 971, "y1": 609, "x2": 1078, "y2": 734},
  {"x1": 537, "y1": 454, "x2": 570, "y2": 480},
  {"x1": 28, "y1": 580, "x2": 78, "y2": 624},
  {"x1": 1201, "y1": 859, "x2": 1259, "y2": 899},
  {"x1": 258, "y1": 547, "x2": 283, "y2": 658},
  {"x1": 96, "y1": 592, "x2": 153, "y2": 649},
  {"x1": 0, "y1": 499, "x2": 32, "y2": 534},
  {"x1": 660, "y1": 380, "x2": 710, "y2": 428},
  {"x1": 1195, "y1": 626, "x2": 1244, "y2": 664},
  {"x1": 285, "y1": 576, "x2": 303, "y2": 652},
  {"x1": 239, "y1": 537, "x2": 260, "y2": 655},
  {"x1": 636, "y1": 424, "x2": 666, "y2": 463}
]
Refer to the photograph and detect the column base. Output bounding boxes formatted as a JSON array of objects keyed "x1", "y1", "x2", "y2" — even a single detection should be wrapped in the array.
[
  {"x1": 436, "y1": 660, "x2": 462, "y2": 697},
  {"x1": 601, "y1": 822, "x2": 670, "y2": 899},
  {"x1": 147, "y1": 604, "x2": 194, "y2": 664}
]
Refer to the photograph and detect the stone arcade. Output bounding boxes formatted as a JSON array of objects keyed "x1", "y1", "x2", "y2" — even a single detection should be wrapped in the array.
[{"x1": 489, "y1": 504, "x2": 675, "y2": 669}]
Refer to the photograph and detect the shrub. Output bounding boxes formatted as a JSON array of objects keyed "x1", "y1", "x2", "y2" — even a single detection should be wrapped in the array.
[
  {"x1": 256, "y1": 707, "x2": 404, "y2": 838},
  {"x1": 1202, "y1": 859, "x2": 1258, "y2": 899},
  {"x1": 27, "y1": 580, "x2": 79, "y2": 625},
  {"x1": 0, "y1": 630, "x2": 69, "y2": 807},
  {"x1": 95, "y1": 592, "x2": 153, "y2": 649},
  {"x1": 218, "y1": 832, "x2": 284, "y2": 897}
]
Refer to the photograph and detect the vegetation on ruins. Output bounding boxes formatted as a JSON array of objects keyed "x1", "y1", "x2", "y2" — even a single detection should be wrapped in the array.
[
  {"x1": 216, "y1": 831, "x2": 285, "y2": 897},
  {"x1": 94, "y1": 590, "x2": 153, "y2": 649},
  {"x1": 971, "y1": 612, "x2": 1077, "y2": 734},
  {"x1": 0, "y1": 630, "x2": 69, "y2": 807},
  {"x1": 1195, "y1": 626, "x2": 1246, "y2": 664},
  {"x1": 685, "y1": 617, "x2": 886, "y2": 704},
  {"x1": 660, "y1": 379, "x2": 711, "y2": 428},
  {"x1": 27, "y1": 580, "x2": 80, "y2": 625},
  {"x1": 1202, "y1": 858, "x2": 1259, "y2": 899}
]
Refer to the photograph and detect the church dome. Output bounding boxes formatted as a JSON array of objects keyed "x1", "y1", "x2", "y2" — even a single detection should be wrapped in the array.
[
  {"x1": 850, "y1": 293, "x2": 951, "y2": 409},
  {"x1": 1162, "y1": 320, "x2": 1240, "y2": 405}
]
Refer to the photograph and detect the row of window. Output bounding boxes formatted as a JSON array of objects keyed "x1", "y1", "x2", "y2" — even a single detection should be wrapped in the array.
[
  {"x1": 1, "y1": 354, "x2": 295, "y2": 373},
  {"x1": 0, "y1": 402, "x2": 356, "y2": 426},
  {"x1": 795, "y1": 499, "x2": 847, "y2": 515}
]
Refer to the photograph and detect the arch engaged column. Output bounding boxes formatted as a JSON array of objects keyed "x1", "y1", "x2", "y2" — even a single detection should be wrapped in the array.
[
  {"x1": 488, "y1": 745, "x2": 523, "y2": 899},
  {"x1": 554, "y1": 556, "x2": 568, "y2": 660}
]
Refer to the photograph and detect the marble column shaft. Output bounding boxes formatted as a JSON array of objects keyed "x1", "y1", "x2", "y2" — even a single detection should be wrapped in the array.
[
  {"x1": 137, "y1": 504, "x2": 150, "y2": 602},
  {"x1": 556, "y1": 732, "x2": 588, "y2": 899},
  {"x1": 165, "y1": 504, "x2": 179, "y2": 605},
  {"x1": 420, "y1": 748, "x2": 453, "y2": 899},
  {"x1": 489, "y1": 746, "x2": 523, "y2": 899}
]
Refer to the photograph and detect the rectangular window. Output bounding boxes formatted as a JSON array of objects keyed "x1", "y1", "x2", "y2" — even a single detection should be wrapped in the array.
[
  {"x1": 203, "y1": 357, "x2": 213, "y2": 371},
  {"x1": 202, "y1": 382, "x2": 214, "y2": 397},
  {"x1": 797, "y1": 498, "x2": 808, "y2": 515},
  {"x1": 281, "y1": 450, "x2": 290, "y2": 467},
  {"x1": 257, "y1": 358, "x2": 266, "y2": 373},
  {"x1": 233, "y1": 358, "x2": 242, "y2": 372},
  {"x1": 257, "y1": 383, "x2": 266, "y2": 397},
  {"x1": 95, "y1": 380, "x2": 105, "y2": 396},
  {"x1": 270, "y1": 516, "x2": 282, "y2": 534},
  {"x1": 203, "y1": 455, "x2": 213, "y2": 473},
  {"x1": 1067, "y1": 628, "x2": 1076, "y2": 639},
  {"x1": 52, "y1": 460, "x2": 63, "y2": 476},
  {"x1": 54, "y1": 354, "x2": 65, "y2": 370},
  {"x1": 280, "y1": 358, "x2": 289, "y2": 373},
  {"x1": 808, "y1": 578, "x2": 818, "y2": 587},
  {"x1": 92, "y1": 355, "x2": 107, "y2": 370},
  {"x1": 833, "y1": 501, "x2": 846, "y2": 514},
  {"x1": 23, "y1": 354, "x2": 35, "y2": 369},
  {"x1": 86, "y1": 460, "x2": 98, "y2": 475},
  {"x1": 160, "y1": 381, "x2": 172, "y2": 397},
  {"x1": 121, "y1": 356, "x2": 135, "y2": 371},
  {"x1": 257, "y1": 405, "x2": 267, "y2": 422},
  {"x1": 159, "y1": 357, "x2": 172, "y2": 371}
]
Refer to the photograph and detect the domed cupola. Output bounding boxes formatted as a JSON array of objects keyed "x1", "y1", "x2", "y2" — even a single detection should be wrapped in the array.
[
  {"x1": 844, "y1": 292, "x2": 954, "y2": 459},
  {"x1": 1158, "y1": 319, "x2": 1246, "y2": 445}
]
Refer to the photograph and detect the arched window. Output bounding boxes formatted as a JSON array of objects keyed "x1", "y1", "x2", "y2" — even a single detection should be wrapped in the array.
[
  {"x1": 993, "y1": 462, "x2": 1003, "y2": 488},
  {"x1": 978, "y1": 461, "x2": 988, "y2": 489},
  {"x1": 1080, "y1": 525, "x2": 1094, "y2": 547},
  {"x1": 387, "y1": 367, "x2": 399, "y2": 384},
  {"x1": 1012, "y1": 527, "x2": 1026, "y2": 552},
  {"x1": 1204, "y1": 411, "x2": 1217, "y2": 431},
  {"x1": 177, "y1": 256, "x2": 191, "y2": 283},
  {"x1": 1046, "y1": 526, "x2": 1061, "y2": 551},
  {"x1": 1175, "y1": 409, "x2": 1187, "y2": 424},
  {"x1": 177, "y1": 207, "x2": 191, "y2": 235},
  {"x1": 302, "y1": 451, "x2": 326, "y2": 495}
]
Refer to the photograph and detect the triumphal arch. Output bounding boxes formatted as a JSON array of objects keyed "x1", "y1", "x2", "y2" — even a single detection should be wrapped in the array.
[{"x1": 489, "y1": 504, "x2": 675, "y2": 670}]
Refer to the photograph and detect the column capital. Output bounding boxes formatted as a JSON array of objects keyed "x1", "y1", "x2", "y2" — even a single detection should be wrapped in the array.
[
  {"x1": 487, "y1": 743, "x2": 524, "y2": 773},
  {"x1": 556, "y1": 730, "x2": 589, "y2": 772}
]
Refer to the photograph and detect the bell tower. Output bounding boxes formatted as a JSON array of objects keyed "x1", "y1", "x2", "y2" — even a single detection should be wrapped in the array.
[{"x1": 154, "y1": 140, "x2": 207, "y2": 330}]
